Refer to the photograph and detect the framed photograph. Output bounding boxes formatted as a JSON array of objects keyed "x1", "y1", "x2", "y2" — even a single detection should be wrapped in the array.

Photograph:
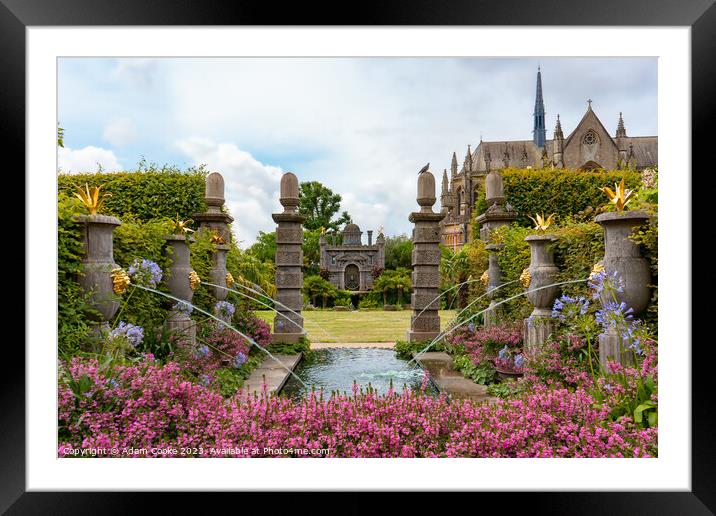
[{"x1": 6, "y1": 0, "x2": 712, "y2": 511}]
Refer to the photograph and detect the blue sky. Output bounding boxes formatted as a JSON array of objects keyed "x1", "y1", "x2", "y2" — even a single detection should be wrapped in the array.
[{"x1": 58, "y1": 57, "x2": 657, "y2": 247}]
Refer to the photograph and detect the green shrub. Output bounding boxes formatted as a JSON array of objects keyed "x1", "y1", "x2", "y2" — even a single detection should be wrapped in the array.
[
  {"x1": 500, "y1": 168, "x2": 641, "y2": 227},
  {"x1": 266, "y1": 336, "x2": 312, "y2": 357},
  {"x1": 58, "y1": 194, "x2": 94, "y2": 355},
  {"x1": 334, "y1": 290, "x2": 353, "y2": 308},
  {"x1": 358, "y1": 296, "x2": 381, "y2": 310},
  {"x1": 57, "y1": 165, "x2": 207, "y2": 222},
  {"x1": 394, "y1": 339, "x2": 442, "y2": 360},
  {"x1": 452, "y1": 354, "x2": 496, "y2": 385}
]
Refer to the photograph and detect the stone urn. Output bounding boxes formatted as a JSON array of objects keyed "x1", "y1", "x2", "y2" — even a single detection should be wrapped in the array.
[
  {"x1": 209, "y1": 244, "x2": 229, "y2": 301},
  {"x1": 525, "y1": 234, "x2": 559, "y2": 317},
  {"x1": 523, "y1": 233, "x2": 559, "y2": 354},
  {"x1": 595, "y1": 210, "x2": 651, "y2": 365},
  {"x1": 75, "y1": 214, "x2": 121, "y2": 335},
  {"x1": 594, "y1": 210, "x2": 651, "y2": 314}
]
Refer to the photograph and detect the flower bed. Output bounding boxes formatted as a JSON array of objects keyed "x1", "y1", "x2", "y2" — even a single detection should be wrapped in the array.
[{"x1": 58, "y1": 355, "x2": 657, "y2": 458}]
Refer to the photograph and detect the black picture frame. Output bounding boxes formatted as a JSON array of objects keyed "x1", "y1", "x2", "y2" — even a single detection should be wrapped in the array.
[{"x1": 5, "y1": 0, "x2": 712, "y2": 512}]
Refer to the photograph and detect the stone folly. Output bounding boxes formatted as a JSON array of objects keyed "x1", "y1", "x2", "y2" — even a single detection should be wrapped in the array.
[
  {"x1": 272, "y1": 172, "x2": 305, "y2": 344},
  {"x1": 523, "y1": 233, "x2": 560, "y2": 355},
  {"x1": 194, "y1": 171, "x2": 234, "y2": 301},
  {"x1": 408, "y1": 169, "x2": 446, "y2": 342},
  {"x1": 595, "y1": 210, "x2": 652, "y2": 365},
  {"x1": 474, "y1": 170, "x2": 518, "y2": 241},
  {"x1": 320, "y1": 222, "x2": 385, "y2": 292},
  {"x1": 76, "y1": 214, "x2": 122, "y2": 349},
  {"x1": 164, "y1": 234, "x2": 197, "y2": 346},
  {"x1": 483, "y1": 243, "x2": 505, "y2": 328}
]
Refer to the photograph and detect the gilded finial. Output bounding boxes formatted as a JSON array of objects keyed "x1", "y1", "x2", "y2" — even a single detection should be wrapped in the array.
[
  {"x1": 170, "y1": 214, "x2": 195, "y2": 235},
  {"x1": 528, "y1": 213, "x2": 556, "y2": 231},
  {"x1": 74, "y1": 183, "x2": 111, "y2": 215},
  {"x1": 600, "y1": 178, "x2": 635, "y2": 211},
  {"x1": 209, "y1": 230, "x2": 225, "y2": 245}
]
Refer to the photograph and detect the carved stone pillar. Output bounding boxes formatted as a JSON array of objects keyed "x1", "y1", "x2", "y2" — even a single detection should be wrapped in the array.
[
  {"x1": 483, "y1": 243, "x2": 504, "y2": 328},
  {"x1": 164, "y1": 234, "x2": 197, "y2": 346},
  {"x1": 272, "y1": 172, "x2": 306, "y2": 344},
  {"x1": 408, "y1": 170, "x2": 445, "y2": 342},
  {"x1": 194, "y1": 171, "x2": 234, "y2": 301}
]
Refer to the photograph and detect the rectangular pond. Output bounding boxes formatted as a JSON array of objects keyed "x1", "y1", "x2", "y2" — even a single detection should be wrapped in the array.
[{"x1": 281, "y1": 348, "x2": 439, "y2": 398}]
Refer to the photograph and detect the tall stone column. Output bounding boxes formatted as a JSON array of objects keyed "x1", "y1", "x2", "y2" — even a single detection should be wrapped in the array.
[
  {"x1": 272, "y1": 172, "x2": 306, "y2": 344},
  {"x1": 408, "y1": 170, "x2": 445, "y2": 342},
  {"x1": 76, "y1": 214, "x2": 121, "y2": 348},
  {"x1": 164, "y1": 234, "x2": 197, "y2": 346},
  {"x1": 523, "y1": 234, "x2": 559, "y2": 355},
  {"x1": 483, "y1": 243, "x2": 504, "y2": 328},
  {"x1": 194, "y1": 171, "x2": 234, "y2": 301},
  {"x1": 595, "y1": 210, "x2": 651, "y2": 365}
]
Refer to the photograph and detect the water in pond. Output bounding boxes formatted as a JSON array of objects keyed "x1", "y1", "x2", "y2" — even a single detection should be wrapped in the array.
[{"x1": 281, "y1": 348, "x2": 438, "y2": 398}]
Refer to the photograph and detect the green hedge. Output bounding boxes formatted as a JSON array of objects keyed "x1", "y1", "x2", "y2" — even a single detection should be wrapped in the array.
[
  {"x1": 58, "y1": 194, "x2": 93, "y2": 356},
  {"x1": 57, "y1": 167, "x2": 207, "y2": 222},
  {"x1": 499, "y1": 168, "x2": 641, "y2": 227}
]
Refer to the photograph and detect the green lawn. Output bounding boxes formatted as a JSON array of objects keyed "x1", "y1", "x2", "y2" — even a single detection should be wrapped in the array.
[{"x1": 254, "y1": 309, "x2": 457, "y2": 343}]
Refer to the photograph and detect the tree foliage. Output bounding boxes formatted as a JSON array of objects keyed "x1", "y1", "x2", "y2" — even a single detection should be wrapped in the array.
[
  {"x1": 384, "y1": 234, "x2": 413, "y2": 270},
  {"x1": 298, "y1": 181, "x2": 351, "y2": 231}
]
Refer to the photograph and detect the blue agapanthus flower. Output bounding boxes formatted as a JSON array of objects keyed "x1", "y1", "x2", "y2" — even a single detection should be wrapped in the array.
[
  {"x1": 194, "y1": 344, "x2": 210, "y2": 359},
  {"x1": 109, "y1": 321, "x2": 144, "y2": 347},
  {"x1": 588, "y1": 270, "x2": 625, "y2": 300},
  {"x1": 551, "y1": 295, "x2": 589, "y2": 320},
  {"x1": 513, "y1": 354, "x2": 524, "y2": 368},
  {"x1": 174, "y1": 301, "x2": 193, "y2": 316},
  {"x1": 233, "y1": 352, "x2": 247, "y2": 368},
  {"x1": 198, "y1": 374, "x2": 211, "y2": 386},
  {"x1": 595, "y1": 300, "x2": 634, "y2": 329},
  {"x1": 498, "y1": 345, "x2": 509, "y2": 360},
  {"x1": 214, "y1": 301, "x2": 235, "y2": 319},
  {"x1": 127, "y1": 258, "x2": 163, "y2": 288}
]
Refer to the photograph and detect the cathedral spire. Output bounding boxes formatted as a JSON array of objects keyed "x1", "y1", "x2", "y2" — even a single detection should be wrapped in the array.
[
  {"x1": 533, "y1": 66, "x2": 546, "y2": 149},
  {"x1": 463, "y1": 144, "x2": 472, "y2": 172},
  {"x1": 441, "y1": 168, "x2": 449, "y2": 195},
  {"x1": 616, "y1": 112, "x2": 627, "y2": 138},
  {"x1": 451, "y1": 151, "x2": 458, "y2": 177},
  {"x1": 554, "y1": 113, "x2": 564, "y2": 140}
]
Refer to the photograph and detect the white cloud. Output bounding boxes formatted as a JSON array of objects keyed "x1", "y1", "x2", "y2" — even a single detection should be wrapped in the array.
[
  {"x1": 110, "y1": 58, "x2": 160, "y2": 87},
  {"x1": 175, "y1": 137, "x2": 283, "y2": 248},
  {"x1": 102, "y1": 118, "x2": 138, "y2": 147},
  {"x1": 57, "y1": 145, "x2": 122, "y2": 174}
]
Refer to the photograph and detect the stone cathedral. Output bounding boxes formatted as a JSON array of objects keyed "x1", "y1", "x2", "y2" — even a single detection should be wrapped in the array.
[{"x1": 440, "y1": 67, "x2": 658, "y2": 250}]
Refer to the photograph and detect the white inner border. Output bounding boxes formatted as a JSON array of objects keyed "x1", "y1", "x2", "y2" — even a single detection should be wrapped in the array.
[{"x1": 27, "y1": 27, "x2": 691, "y2": 491}]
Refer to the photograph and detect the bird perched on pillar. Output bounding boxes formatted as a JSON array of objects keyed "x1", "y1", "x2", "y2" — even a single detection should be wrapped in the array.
[{"x1": 418, "y1": 163, "x2": 430, "y2": 175}]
